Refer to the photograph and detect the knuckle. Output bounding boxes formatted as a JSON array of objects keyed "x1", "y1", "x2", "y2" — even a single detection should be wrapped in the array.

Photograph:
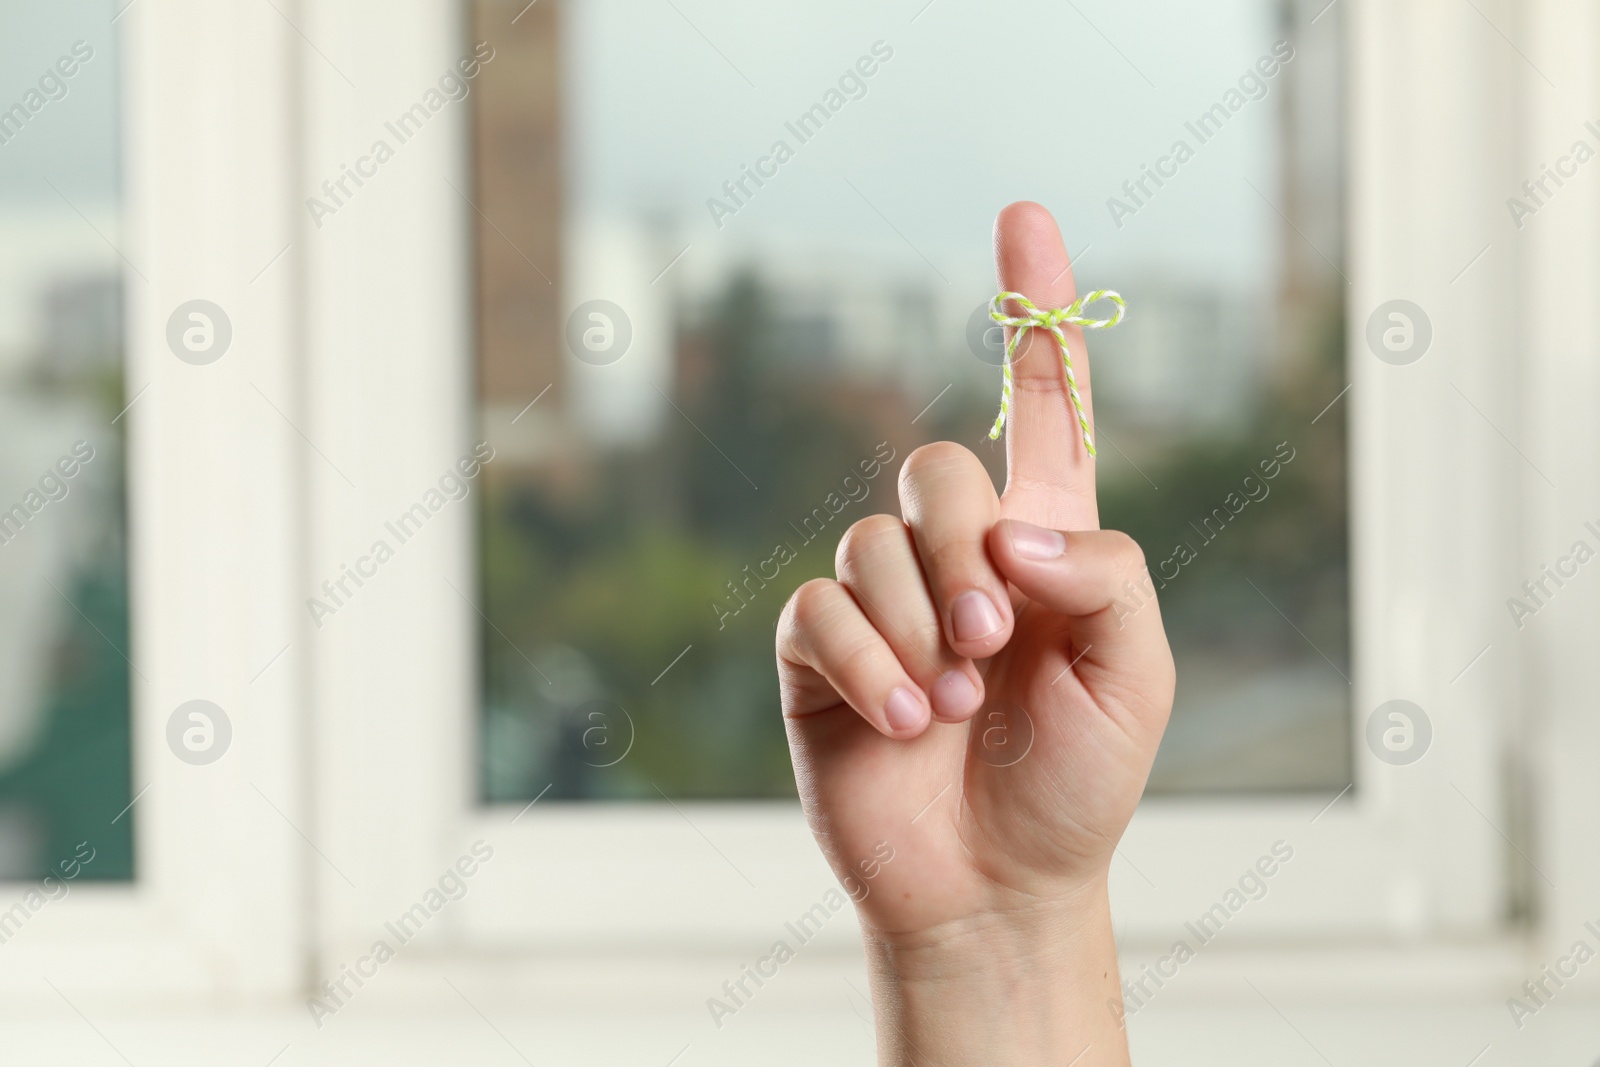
[
  {"x1": 836, "y1": 638, "x2": 888, "y2": 683},
  {"x1": 835, "y1": 513, "x2": 907, "y2": 573},
  {"x1": 1106, "y1": 529, "x2": 1148, "y2": 572},
  {"x1": 784, "y1": 578, "x2": 840, "y2": 638},
  {"x1": 926, "y1": 535, "x2": 984, "y2": 580},
  {"x1": 1006, "y1": 470, "x2": 1090, "y2": 502},
  {"x1": 905, "y1": 617, "x2": 946, "y2": 652},
  {"x1": 899, "y1": 441, "x2": 982, "y2": 495}
]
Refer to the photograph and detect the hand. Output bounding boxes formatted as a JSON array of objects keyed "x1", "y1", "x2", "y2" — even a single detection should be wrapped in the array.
[{"x1": 775, "y1": 202, "x2": 1175, "y2": 1065}]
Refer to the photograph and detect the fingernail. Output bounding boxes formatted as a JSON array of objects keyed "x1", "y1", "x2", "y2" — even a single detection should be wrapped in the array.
[
  {"x1": 950, "y1": 590, "x2": 1003, "y2": 643},
  {"x1": 931, "y1": 670, "x2": 982, "y2": 720},
  {"x1": 1008, "y1": 520, "x2": 1066, "y2": 560},
  {"x1": 884, "y1": 687, "x2": 928, "y2": 734}
]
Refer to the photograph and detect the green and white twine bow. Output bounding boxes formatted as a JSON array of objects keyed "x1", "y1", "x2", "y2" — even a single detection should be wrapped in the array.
[{"x1": 986, "y1": 289, "x2": 1127, "y2": 458}]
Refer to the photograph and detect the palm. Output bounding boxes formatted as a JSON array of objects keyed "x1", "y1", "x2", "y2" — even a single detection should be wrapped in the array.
[
  {"x1": 779, "y1": 202, "x2": 1173, "y2": 941},
  {"x1": 790, "y1": 563, "x2": 1156, "y2": 938}
]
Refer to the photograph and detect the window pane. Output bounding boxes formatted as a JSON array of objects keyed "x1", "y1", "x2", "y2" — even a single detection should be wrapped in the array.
[
  {"x1": 0, "y1": 1, "x2": 133, "y2": 877},
  {"x1": 472, "y1": 0, "x2": 1348, "y2": 801}
]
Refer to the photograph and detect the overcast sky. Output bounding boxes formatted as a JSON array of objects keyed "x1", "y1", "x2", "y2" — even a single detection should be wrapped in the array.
[
  {"x1": 0, "y1": 0, "x2": 1316, "y2": 354},
  {"x1": 0, "y1": 1, "x2": 119, "y2": 360},
  {"x1": 0, "y1": 0, "x2": 119, "y2": 204},
  {"x1": 565, "y1": 0, "x2": 1302, "y2": 299}
]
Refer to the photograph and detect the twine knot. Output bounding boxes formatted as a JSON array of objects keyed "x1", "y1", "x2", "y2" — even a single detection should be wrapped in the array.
[{"x1": 986, "y1": 289, "x2": 1126, "y2": 457}]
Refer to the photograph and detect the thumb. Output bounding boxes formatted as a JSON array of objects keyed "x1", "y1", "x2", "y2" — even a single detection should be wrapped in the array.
[{"x1": 987, "y1": 520, "x2": 1173, "y2": 684}]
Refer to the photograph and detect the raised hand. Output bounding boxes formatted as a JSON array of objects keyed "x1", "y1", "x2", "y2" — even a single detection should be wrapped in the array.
[{"x1": 775, "y1": 202, "x2": 1175, "y2": 1065}]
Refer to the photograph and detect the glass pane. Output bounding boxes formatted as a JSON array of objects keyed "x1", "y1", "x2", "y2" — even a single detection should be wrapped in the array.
[
  {"x1": 473, "y1": 0, "x2": 1348, "y2": 801},
  {"x1": 0, "y1": 1, "x2": 133, "y2": 877}
]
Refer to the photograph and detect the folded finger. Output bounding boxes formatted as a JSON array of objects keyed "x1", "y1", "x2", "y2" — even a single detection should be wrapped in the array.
[
  {"x1": 835, "y1": 514, "x2": 986, "y2": 724},
  {"x1": 776, "y1": 577, "x2": 932, "y2": 739},
  {"x1": 897, "y1": 442, "x2": 1012, "y2": 660}
]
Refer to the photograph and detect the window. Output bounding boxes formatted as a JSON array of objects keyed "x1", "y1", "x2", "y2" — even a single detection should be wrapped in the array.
[
  {"x1": 472, "y1": 0, "x2": 1352, "y2": 804},
  {"x1": 0, "y1": 1, "x2": 132, "y2": 881},
  {"x1": 300, "y1": 0, "x2": 1499, "y2": 954}
]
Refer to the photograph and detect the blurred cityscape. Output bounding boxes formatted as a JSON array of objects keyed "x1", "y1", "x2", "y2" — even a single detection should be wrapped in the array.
[{"x1": 471, "y1": 0, "x2": 1351, "y2": 801}]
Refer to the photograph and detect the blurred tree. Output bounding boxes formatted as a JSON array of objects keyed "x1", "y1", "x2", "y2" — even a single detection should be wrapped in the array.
[{"x1": 0, "y1": 547, "x2": 134, "y2": 880}]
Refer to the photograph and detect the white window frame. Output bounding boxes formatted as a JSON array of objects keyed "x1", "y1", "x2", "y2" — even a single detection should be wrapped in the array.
[{"x1": 0, "y1": 0, "x2": 309, "y2": 1004}]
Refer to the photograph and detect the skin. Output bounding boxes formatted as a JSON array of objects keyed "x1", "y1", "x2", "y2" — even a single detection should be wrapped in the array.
[{"x1": 775, "y1": 201, "x2": 1176, "y2": 1065}]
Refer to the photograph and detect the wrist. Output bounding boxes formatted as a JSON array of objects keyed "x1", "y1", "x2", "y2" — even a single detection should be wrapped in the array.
[{"x1": 862, "y1": 879, "x2": 1130, "y2": 1067}]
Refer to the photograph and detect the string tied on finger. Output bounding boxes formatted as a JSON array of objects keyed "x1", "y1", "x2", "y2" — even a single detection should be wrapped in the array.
[{"x1": 986, "y1": 289, "x2": 1126, "y2": 458}]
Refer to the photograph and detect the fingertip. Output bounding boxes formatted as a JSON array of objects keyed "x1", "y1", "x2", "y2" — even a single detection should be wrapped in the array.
[
  {"x1": 929, "y1": 668, "x2": 984, "y2": 724},
  {"x1": 996, "y1": 518, "x2": 1068, "y2": 561},
  {"x1": 945, "y1": 588, "x2": 1011, "y2": 660},
  {"x1": 994, "y1": 201, "x2": 1075, "y2": 306},
  {"x1": 883, "y1": 686, "x2": 932, "y2": 738},
  {"x1": 995, "y1": 200, "x2": 1056, "y2": 242}
]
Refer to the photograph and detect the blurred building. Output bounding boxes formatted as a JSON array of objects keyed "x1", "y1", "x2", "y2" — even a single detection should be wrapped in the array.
[
  {"x1": 1271, "y1": 0, "x2": 1346, "y2": 393},
  {"x1": 471, "y1": 0, "x2": 565, "y2": 464},
  {"x1": 1089, "y1": 277, "x2": 1264, "y2": 439},
  {"x1": 39, "y1": 272, "x2": 120, "y2": 382}
]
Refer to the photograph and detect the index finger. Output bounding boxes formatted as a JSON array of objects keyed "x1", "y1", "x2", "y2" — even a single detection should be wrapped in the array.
[{"x1": 992, "y1": 200, "x2": 1100, "y2": 531}]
